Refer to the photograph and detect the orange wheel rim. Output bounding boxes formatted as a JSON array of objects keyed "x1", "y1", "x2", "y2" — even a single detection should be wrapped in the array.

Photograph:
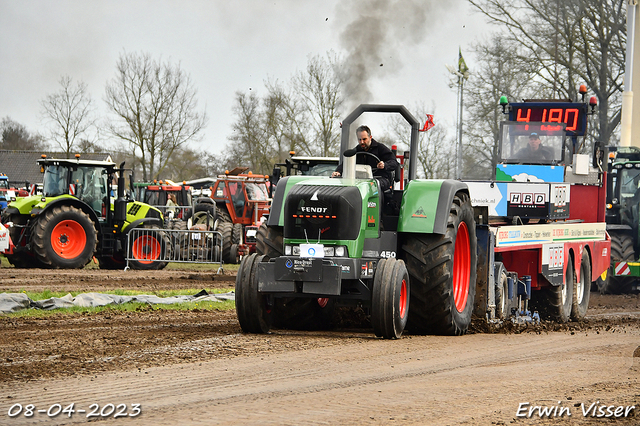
[
  {"x1": 399, "y1": 278, "x2": 407, "y2": 319},
  {"x1": 453, "y1": 221, "x2": 471, "y2": 313},
  {"x1": 51, "y1": 220, "x2": 87, "y2": 259},
  {"x1": 132, "y1": 235, "x2": 161, "y2": 264}
]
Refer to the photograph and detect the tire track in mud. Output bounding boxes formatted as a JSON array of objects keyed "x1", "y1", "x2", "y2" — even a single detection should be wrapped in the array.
[{"x1": 2, "y1": 330, "x2": 638, "y2": 425}]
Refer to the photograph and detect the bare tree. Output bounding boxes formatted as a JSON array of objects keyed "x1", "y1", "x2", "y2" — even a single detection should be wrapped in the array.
[
  {"x1": 225, "y1": 53, "x2": 345, "y2": 172},
  {"x1": 40, "y1": 75, "x2": 97, "y2": 157},
  {"x1": 1, "y1": 117, "x2": 47, "y2": 151},
  {"x1": 226, "y1": 91, "x2": 274, "y2": 174},
  {"x1": 290, "y1": 52, "x2": 344, "y2": 157},
  {"x1": 469, "y1": 0, "x2": 626, "y2": 145},
  {"x1": 104, "y1": 52, "x2": 207, "y2": 181}
]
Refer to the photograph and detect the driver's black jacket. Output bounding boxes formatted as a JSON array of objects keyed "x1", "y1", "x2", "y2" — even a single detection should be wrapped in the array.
[{"x1": 335, "y1": 138, "x2": 397, "y2": 187}]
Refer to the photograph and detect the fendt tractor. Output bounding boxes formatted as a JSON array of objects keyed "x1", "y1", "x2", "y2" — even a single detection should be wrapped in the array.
[
  {"x1": 238, "y1": 101, "x2": 610, "y2": 339},
  {"x1": 0, "y1": 155, "x2": 168, "y2": 270}
]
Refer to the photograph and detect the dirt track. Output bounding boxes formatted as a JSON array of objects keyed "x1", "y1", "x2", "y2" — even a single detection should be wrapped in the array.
[{"x1": 0, "y1": 267, "x2": 639, "y2": 425}]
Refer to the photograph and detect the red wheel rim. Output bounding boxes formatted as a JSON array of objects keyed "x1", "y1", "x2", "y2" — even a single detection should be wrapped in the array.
[
  {"x1": 453, "y1": 221, "x2": 471, "y2": 312},
  {"x1": 132, "y1": 235, "x2": 161, "y2": 264},
  {"x1": 317, "y1": 298, "x2": 329, "y2": 308},
  {"x1": 51, "y1": 220, "x2": 87, "y2": 259},
  {"x1": 399, "y1": 278, "x2": 407, "y2": 319}
]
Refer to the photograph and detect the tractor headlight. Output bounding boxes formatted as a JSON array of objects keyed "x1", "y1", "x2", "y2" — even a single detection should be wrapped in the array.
[
  {"x1": 285, "y1": 245, "x2": 292, "y2": 255},
  {"x1": 335, "y1": 246, "x2": 346, "y2": 257},
  {"x1": 323, "y1": 246, "x2": 334, "y2": 257},
  {"x1": 292, "y1": 246, "x2": 300, "y2": 256}
]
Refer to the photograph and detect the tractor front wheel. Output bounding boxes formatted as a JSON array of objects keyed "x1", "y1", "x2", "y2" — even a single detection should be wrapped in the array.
[
  {"x1": 31, "y1": 206, "x2": 97, "y2": 269},
  {"x1": 236, "y1": 253, "x2": 272, "y2": 333},
  {"x1": 371, "y1": 258, "x2": 410, "y2": 339}
]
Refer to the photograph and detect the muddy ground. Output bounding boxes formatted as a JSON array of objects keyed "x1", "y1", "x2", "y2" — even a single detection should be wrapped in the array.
[{"x1": 0, "y1": 267, "x2": 639, "y2": 425}]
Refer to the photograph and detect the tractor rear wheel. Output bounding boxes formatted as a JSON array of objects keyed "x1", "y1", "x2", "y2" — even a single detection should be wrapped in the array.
[
  {"x1": 371, "y1": 258, "x2": 410, "y2": 339},
  {"x1": 127, "y1": 226, "x2": 169, "y2": 270},
  {"x1": 256, "y1": 223, "x2": 283, "y2": 257},
  {"x1": 598, "y1": 231, "x2": 634, "y2": 294},
  {"x1": 232, "y1": 223, "x2": 243, "y2": 244},
  {"x1": 236, "y1": 253, "x2": 272, "y2": 333},
  {"x1": 217, "y1": 221, "x2": 235, "y2": 263},
  {"x1": 571, "y1": 255, "x2": 591, "y2": 320},
  {"x1": 401, "y1": 192, "x2": 477, "y2": 335},
  {"x1": 192, "y1": 203, "x2": 216, "y2": 228},
  {"x1": 31, "y1": 205, "x2": 97, "y2": 269},
  {"x1": 532, "y1": 257, "x2": 574, "y2": 322}
]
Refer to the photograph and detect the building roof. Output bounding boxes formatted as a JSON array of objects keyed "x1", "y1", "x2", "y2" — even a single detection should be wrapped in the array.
[{"x1": 0, "y1": 150, "x2": 112, "y2": 187}]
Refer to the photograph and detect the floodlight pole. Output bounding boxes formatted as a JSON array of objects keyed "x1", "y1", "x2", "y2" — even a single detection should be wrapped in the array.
[{"x1": 456, "y1": 75, "x2": 465, "y2": 179}]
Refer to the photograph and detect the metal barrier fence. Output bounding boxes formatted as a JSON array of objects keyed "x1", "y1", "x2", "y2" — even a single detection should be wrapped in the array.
[{"x1": 125, "y1": 227, "x2": 224, "y2": 271}]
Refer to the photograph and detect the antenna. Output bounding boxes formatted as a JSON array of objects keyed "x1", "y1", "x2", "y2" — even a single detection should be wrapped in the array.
[
  {"x1": 304, "y1": 229, "x2": 309, "y2": 243},
  {"x1": 317, "y1": 229, "x2": 321, "y2": 243}
]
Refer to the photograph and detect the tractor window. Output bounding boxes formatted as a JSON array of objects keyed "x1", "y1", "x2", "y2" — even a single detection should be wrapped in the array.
[
  {"x1": 145, "y1": 190, "x2": 160, "y2": 206},
  {"x1": 0, "y1": 179, "x2": 8, "y2": 190},
  {"x1": 245, "y1": 183, "x2": 268, "y2": 201},
  {"x1": 43, "y1": 165, "x2": 69, "y2": 197},
  {"x1": 73, "y1": 166, "x2": 109, "y2": 215},
  {"x1": 228, "y1": 182, "x2": 245, "y2": 217}
]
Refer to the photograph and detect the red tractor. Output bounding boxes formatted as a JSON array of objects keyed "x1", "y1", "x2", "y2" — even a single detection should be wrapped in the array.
[{"x1": 208, "y1": 168, "x2": 271, "y2": 263}]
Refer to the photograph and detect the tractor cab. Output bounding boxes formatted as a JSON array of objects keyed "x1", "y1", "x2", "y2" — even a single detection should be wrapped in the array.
[
  {"x1": 210, "y1": 168, "x2": 270, "y2": 225},
  {"x1": 40, "y1": 158, "x2": 112, "y2": 218}
]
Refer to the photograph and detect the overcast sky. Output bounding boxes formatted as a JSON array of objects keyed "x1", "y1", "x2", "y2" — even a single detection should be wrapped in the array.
[{"x1": 0, "y1": 0, "x2": 491, "y2": 155}]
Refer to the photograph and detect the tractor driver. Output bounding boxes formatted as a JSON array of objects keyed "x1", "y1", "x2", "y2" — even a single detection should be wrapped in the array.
[
  {"x1": 331, "y1": 125, "x2": 397, "y2": 191},
  {"x1": 515, "y1": 132, "x2": 555, "y2": 162}
]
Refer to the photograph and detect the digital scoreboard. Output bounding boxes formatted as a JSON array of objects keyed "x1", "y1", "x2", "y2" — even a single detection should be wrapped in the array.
[{"x1": 508, "y1": 102, "x2": 588, "y2": 137}]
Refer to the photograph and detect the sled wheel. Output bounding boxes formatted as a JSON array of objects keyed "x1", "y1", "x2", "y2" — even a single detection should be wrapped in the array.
[
  {"x1": 494, "y1": 262, "x2": 510, "y2": 320},
  {"x1": 236, "y1": 253, "x2": 272, "y2": 333},
  {"x1": 372, "y1": 258, "x2": 410, "y2": 339},
  {"x1": 533, "y1": 256, "x2": 574, "y2": 322},
  {"x1": 571, "y1": 255, "x2": 591, "y2": 320}
]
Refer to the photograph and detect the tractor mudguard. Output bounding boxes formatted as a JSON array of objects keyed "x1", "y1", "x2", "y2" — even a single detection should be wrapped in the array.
[
  {"x1": 398, "y1": 179, "x2": 469, "y2": 235},
  {"x1": 2, "y1": 196, "x2": 42, "y2": 215},
  {"x1": 29, "y1": 196, "x2": 102, "y2": 226},
  {"x1": 124, "y1": 217, "x2": 164, "y2": 232}
]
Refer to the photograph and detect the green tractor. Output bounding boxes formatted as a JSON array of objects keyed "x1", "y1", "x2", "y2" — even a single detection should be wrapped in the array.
[
  {"x1": 0, "y1": 155, "x2": 168, "y2": 270},
  {"x1": 241, "y1": 105, "x2": 477, "y2": 339},
  {"x1": 602, "y1": 146, "x2": 640, "y2": 293}
]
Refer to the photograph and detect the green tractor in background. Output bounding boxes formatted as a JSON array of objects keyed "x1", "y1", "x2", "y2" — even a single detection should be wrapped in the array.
[
  {"x1": 0, "y1": 155, "x2": 168, "y2": 270},
  {"x1": 243, "y1": 104, "x2": 477, "y2": 339},
  {"x1": 602, "y1": 146, "x2": 640, "y2": 293}
]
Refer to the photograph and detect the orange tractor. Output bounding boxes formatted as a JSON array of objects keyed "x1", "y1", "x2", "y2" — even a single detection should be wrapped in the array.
[{"x1": 207, "y1": 167, "x2": 271, "y2": 263}]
